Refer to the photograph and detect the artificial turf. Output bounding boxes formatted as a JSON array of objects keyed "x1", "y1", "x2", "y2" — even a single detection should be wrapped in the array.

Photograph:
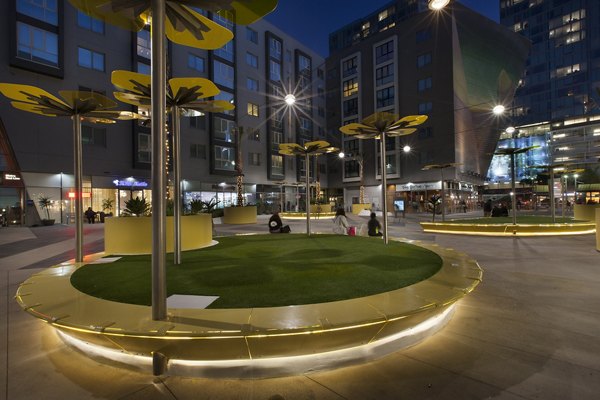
[
  {"x1": 70, "y1": 234, "x2": 442, "y2": 308},
  {"x1": 443, "y1": 216, "x2": 586, "y2": 224}
]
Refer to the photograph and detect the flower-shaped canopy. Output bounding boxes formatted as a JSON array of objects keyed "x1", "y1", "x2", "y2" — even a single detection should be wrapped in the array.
[
  {"x1": 111, "y1": 70, "x2": 235, "y2": 115},
  {"x1": 0, "y1": 83, "x2": 139, "y2": 122},
  {"x1": 279, "y1": 141, "x2": 339, "y2": 156},
  {"x1": 339, "y1": 112, "x2": 428, "y2": 139},
  {"x1": 494, "y1": 146, "x2": 538, "y2": 156},
  {"x1": 422, "y1": 162, "x2": 462, "y2": 171},
  {"x1": 68, "y1": 0, "x2": 277, "y2": 49}
]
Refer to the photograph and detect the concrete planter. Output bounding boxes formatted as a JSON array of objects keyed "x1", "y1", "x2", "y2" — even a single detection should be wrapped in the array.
[
  {"x1": 222, "y1": 206, "x2": 257, "y2": 224},
  {"x1": 574, "y1": 203, "x2": 600, "y2": 221},
  {"x1": 351, "y1": 203, "x2": 371, "y2": 215},
  {"x1": 596, "y1": 209, "x2": 600, "y2": 252},
  {"x1": 104, "y1": 214, "x2": 212, "y2": 255}
]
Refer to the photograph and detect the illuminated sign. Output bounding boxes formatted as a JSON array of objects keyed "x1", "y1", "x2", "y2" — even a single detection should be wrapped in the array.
[
  {"x1": 112, "y1": 179, "x2": 149, "y2": 188},
  {"x1": 3, "y1": 173, "x2": 21, "y2": 181},
  {"x1": 397, "y1": 182, "x2": 442, "y2": 191}
]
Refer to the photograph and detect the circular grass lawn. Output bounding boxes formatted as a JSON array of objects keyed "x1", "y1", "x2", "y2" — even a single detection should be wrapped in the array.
[
  {"x1": 71, "y1": 234, "x2": 442, "y2": 309},
  {"x1": 443, "y1": 216, "x2": 585, "y2": 224}
]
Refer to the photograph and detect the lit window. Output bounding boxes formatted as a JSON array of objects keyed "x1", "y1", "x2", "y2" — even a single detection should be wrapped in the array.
[
  {"x1": 78, "y1": 47, "x2": 104, "y2": 71},
  {"x1": 271, "y1": 155, "x2": 283, "y2": 175},
  {"x1": 343, "y1": 78, "x2": 358, "y2": 97},
  {"x1": 214, "y1": 145, "x2": 235, "y2": 171},
  {"x1": 136, "y1": 29, "x2": 151, "y2": 59},
  {"x1": 247, "y1": 102, "x2": 259, "y2": 117}
]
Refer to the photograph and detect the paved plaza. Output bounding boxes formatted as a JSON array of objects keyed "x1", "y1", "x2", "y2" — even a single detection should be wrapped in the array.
[{"x1": 0, "y1": 213, "x2": 598, "y2": 399}]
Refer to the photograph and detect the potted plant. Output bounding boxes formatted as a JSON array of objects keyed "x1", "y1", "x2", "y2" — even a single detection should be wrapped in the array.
[
  {"x1": 37, "y1": 195, "x2": 55, "y2": 226},
  {"x1": 100, "y1": 198, "x2": 114, "y2": 222},
  {"x1": 122, "y1": 196, "x2": 150, "y2": 216}
]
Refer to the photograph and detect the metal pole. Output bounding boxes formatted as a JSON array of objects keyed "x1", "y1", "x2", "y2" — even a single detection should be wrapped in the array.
[
  {"x1": 549, "y1": 169, "x2": 556, "y2": 223},
  {"x1": 380, "y1": 135, "x2": 388, "y2": 244},
  {"x1": 440, "y1": 167, "x2": 445, "y2": 222},
  {"x1": 305, "y1": 153, "x2": 311, "y2": 236},
  {"x1": 561, "y1": 175, "x2": 566, "y2": 219},
  {"x1": 60, "y1": 172, "x2": 63, "y2": 224},
  {"x1": 172, "y1": 106, "x2": 181, "y2": 265},
  {"x1": 73, "y1": 114, "x2": 83, "y2": 262},
  {"x1": 511, "y1": 153, "x2": 517, "y2": 225},
  {"x1": 151, "y1": 0, "x2": 167, "y2": 320}
]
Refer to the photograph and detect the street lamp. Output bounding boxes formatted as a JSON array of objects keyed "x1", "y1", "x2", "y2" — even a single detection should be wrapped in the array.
[
  {"x1": 340, "y1": 112, "x2": 428, "y2": 244},
  {"x1": 492, "y1": 104, "x2": 506, "y2": 115},
  {"x1": 428, "y1": 0, "x2": 450, "y2": 10},
  {"x1": 284, "y1": 94, "x2": 296, "y2": 106}
]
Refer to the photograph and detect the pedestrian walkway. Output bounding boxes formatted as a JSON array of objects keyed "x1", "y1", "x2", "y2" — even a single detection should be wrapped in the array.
[{"x1": 1, "y1": 215, "x2": 599, "y2": 399}]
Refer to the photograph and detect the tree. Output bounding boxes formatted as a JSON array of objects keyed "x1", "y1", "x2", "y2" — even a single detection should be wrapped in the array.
[{"x1": 37, "y1": 195, "x2": 52, "y2": 220}]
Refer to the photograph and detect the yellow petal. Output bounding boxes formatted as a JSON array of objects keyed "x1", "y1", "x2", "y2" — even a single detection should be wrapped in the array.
[
  {"x1": 165, "y1": 4, "x2": 234, "y2": 50},
  {"x1": 112, "y1": 70, "x2": 151, "y2": 95},
  {"x1": 0, "y1": 83, "x2": 68, "y2": 107},
  {"x1": 114, "y1": 92, "x2": 151, "y2": 107},
  {"x1": 218, "y1": 0, "x2": 278, "y2": 25},
  {"x1": 169, "y1": 77, "x2": 220, "y2": 102},
  {"x1": 10, "y1": 101, "x2": 69, "y2": 117},
  {"x1": 59, "y1": 90, "x2": 117, "y2": 111},
  {"x1": 67, "y1": 0, "x2": 146, "y2": 32}
]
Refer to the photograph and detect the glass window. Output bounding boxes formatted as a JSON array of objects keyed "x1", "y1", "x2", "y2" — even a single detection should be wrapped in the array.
[
  {"x1": 246, "y1": 52, "x2": 258, "y2": 68},
  {"x1": 298, "y1": 54, "x2": 311, "y2": 73},
  {"x1": 137, "y1": 62, "x2": 150, "y2": 75},
  {"x1": 77, "y1": 11, "x2": 104, "y2": 33},
  {"x1": 418, "y1": 77, "x2": 432, "y2": 92},
  {"x1": 376, "y1": 87, "x2": 394, "y2": 108},
  {"x1": 213, "y1": 60, "x2": 234, "y2": 89},
  {"x1": 269, "y1": 37, "x2": 282, "y2": 60},
  {"x1": 16, "y1": 22, "x2": 58, "y2": 66},
  {"x1": 246, "y1": 27, "x2": 258, "y2": 44},
  {"x1": 246, "y1": 77, "x2": 258, "y2": 91},
  {"x1": 271, "y1": 155, "x2": 283, "y2": 175},
  {"x1": 269, "y1": 60, "x2": 281, "y2": 82},
  {"x1": 190, "y1": 144, "x2": 206, "y2": 159},
  {"x1": 214, "y1": 145, "x2": 235, "y2": 170},
  {"x1": 247, "y1": 102, "x2": 259, "y2": 117},
  {"x1": 343, "y1": 78, "x2": 358, "y2": 97},
  {"x1": 375, "y1": 64, "x2": 394, "y2": 86},
  {"x1": 249, "y1": 152, "x2": 261, "y2": 166},
  {"x1": 417, "y1": 53, "x2": 431, "y2": 68},
  {"x1": 375, "y1": 41, "x2": 394, "y2": 64},
  {"x1": 188, "y1": 54, "x2": 205, "y2": 72},
  {"x1": 213, "y1": 117, "x2": 235, "y2": 142},
  {"x1": 82, "y1": 125, "x2": 106, "y2": 147},
  {"x1": 343, "y1": 98, "x2": 358, "y2": 117},
  {"x1": 214, "y1": 38, "x2": 234, "y2": 62},
  {"x1": 78, "y1": 47, "x2": 104, "y2": 71},
  {"x1": 342, "y1": 57, "x2": 357, "y2": 77},
  {"x1": 137, "y1": 133, "x2": 151, "y2": 163},
  {"x1": 137, "y1": 30, "x2": 151, "y2": 59},
  {"x1": 17, "y1": 0, "x2": 57, "y2": 25},
  {"x1": 214, "y1": 91, "x2": 234, "y2": 116},
  {"x1": 418, "y1": 101, "x2": 432, "y2": 114},
  {"x1": 416, "y1": 28, "x2": 432, "y2": 43}
]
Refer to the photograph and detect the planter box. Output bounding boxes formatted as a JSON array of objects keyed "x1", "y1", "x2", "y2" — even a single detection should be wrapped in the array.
[
  {"x1": 222, "y1": 206, "x2": 257, "y2": 224},
  {"x1": 309, "y1": 204, "x2": 331, "y2": 214},
  {"x1": 104, "y1": 214, "x2": 212, "y2": 255},
  {"x1": 351, "y1": 204, "x2": 371, "y2": 215},
  {"x1": 41, "y1": 219, "x2": 55, "y2": 226},
  {"x1": 574, "y1": 203, "x2": 600, "y2": 222}
]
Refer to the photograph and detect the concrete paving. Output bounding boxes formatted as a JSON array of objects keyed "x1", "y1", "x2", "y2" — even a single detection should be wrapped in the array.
[{"x1": 0, "y1": 212, "x2": 598, "y2": 399}]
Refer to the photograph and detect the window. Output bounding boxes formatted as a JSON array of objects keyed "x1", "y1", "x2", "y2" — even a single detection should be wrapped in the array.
[
  {"x1": 249, "y1": 152, "x2": 261, "y2": 166},
  {"x1": 317, "y1": 68, "x2": 324, "y2": 79},
  {"x1": 342, "y1": 57, "x2": 357, "y2": 77},
  {"x1": 137, "y1": 133, "x2": 151, "y2": 163},
  {"x1": 418, "y1": 102, "x2": 432, "y2": 114},
  {"x1": 189, "y1": 115, "x2": 206, "y2": 129},
  {"x1": 269, "y1": 37, "x2": 282, "y2": 60},
  {"x1": 214, "y1": 117, "x2": 235, "y2": 142},
  {"x1": 418, "y1": 127, "x2": 433, "y2": 140},
  {"x1": 246, "y1": 52, "x2": 258, "y2": 68},
  {"x1": 271, "y1": 155, "x2": 283, "y2": 175},
  {"x1": 215, "y1": 91, "x2": 234, "y2": 116},
  {"x1": 246, "y1": 77, "x2": 258, "y2": 91},
  {"x1": 318, "y1": 107, "x2": 325, "y2": 117},
  {"x1": 78, "y1": 47, "x2": 104, "y2": 71},
  {"x1": 214, "y1": 145, "x2": 235, "y2": 171},
  {"x1": 343, "y1": 98, "x2": 358, "y2": 117},
  {"x1": 343, "y1": 78, "x2": 358, "y2": 97},
  {"x1": 375, "y1": 41, "x2": 394, "y2": 64},
  {"x1": 137, "y1": 62, "x2": 150, "y2": 75},
  {"x1": 298, "y1": 54, "x2": 311, "y2": 73},
  {"x1": 16, "y1": 22, "x2": 58, "y2": 66},
  {"x1": 17, "y1": 0, "x2": 57, "y2": 25},
  {"x1": 248, "y1": 128, "x2": 260, "y2": 141},
  {"x1": 344, "y1": 159, "x2": 360, "y2": 178},
  {"x1": 418, "y1": 77, "x2": 432, "y2": 91},
  {"x1": 416, "y1": 28, "x2": 432, "y2": 43},
  {"x1": 77, "y1": 11, "x2": 104, "y2": 33},
  {"x1": 190, "y1": 144, "x2": 206, "y2": 159},
  {"x1": 82, "y1": 125, "x2": 106, "y2": 147},
  {"x1": 137, "y1": 29, "x2": 150, "y2": 59},
  {"x1": 214, "y1": 39, "x2": 234, "y2": 62},
  {"x1": 247, "y1": 102, "x2": 259, "y2": 117},
  {"x1": 318, "y1": 87, "x2": 325, "y2": 98},
  {"x1": 554, "y1": 64, "x2": 581, "y2": 78},
  {"x1": 417, "y1": 53, "x2": 431, "y2": 68},
  {"x1": 375, "y1": 64, "x2": 394, "y2": 86},
  {"x1": 246, "y1": 27, "x2": 258, "y2": 43},
  {"x1": 269, "y1": 60, "x2": 281, "y2": 81},
  {"x1": 188, "y1": 54, "x2": 205, "y2": 72},
  {"x1": 213, "y1": 60, "x2": 234, "y2": 89},
  {"x1": 376, "y1": 87, "x2": 394, "y2": 108}
]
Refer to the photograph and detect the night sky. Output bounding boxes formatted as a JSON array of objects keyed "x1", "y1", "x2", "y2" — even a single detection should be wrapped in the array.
[{"x1": 265, "y1": 0, "x2": 499, "y2": 57}]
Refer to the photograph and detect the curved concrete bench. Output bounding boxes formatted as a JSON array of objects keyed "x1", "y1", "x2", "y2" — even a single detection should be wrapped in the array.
[
  {"x1": 421, "y1": 221, "x2": 595, "y2": 236},
  {"x1": 15, "y1": 237, "x2": 482, "y2": 378}
]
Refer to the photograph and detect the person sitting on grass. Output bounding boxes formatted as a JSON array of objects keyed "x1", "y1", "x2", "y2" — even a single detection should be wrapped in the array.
[
  {"x1": 332, "y1": 207, "x2": 350, "y2": 235},
  {"x1": 368, "y1": 212, "x2": 383, "y2": 237},
  {"x1": 269, "y1": 212, "x2": 290, "y2": 233}
]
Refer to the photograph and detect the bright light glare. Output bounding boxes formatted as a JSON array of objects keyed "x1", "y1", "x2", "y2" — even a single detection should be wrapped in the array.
[
  {"x1": 284, "y1": 94, "x2": 296, "y2": 106},
  {"x1": 505, "y1": 126, "x2": 516, "y2": 134},
  {"x1": 428, "y1": 0, "x2": 450, "y2": 10},
  {"x1": 403, "y1": 145, "x2": 411, "y2": 153},
  {"x1": 492, "y1": 105, "x2": 506, "y2": 115},
  {"x1": 338, "y1": 152, "x2": 345, "y2": 158}
]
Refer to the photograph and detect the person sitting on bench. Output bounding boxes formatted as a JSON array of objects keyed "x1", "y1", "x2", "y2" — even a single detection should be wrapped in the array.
[{"x1": 269, "y1": 212, "x2": 290, "y2": 233}]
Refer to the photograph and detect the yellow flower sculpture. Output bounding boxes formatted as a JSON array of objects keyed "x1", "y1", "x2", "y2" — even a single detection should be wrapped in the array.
[
  {"x1": 68, "y1": 0, "x2": 277, "y2": 49},
  {"x1": 279, "y1": 141, "x2": 339, "y2": 236},
  {"x1": 0, "y1": 83, "x2": 141, "y2": 263}
]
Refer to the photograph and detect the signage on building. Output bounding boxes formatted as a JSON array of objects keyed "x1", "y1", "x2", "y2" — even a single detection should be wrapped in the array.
[
  {"x1": 68, "y1": 192, "x2": 91, "y2": 198},
  {"x1": 113, "y1": 179, "x2": 149, "y2": 188},
  {"x1": 397, "y1": 182, "x2": 442, "y2": 191},
  {"x1": 0, "y1": 172, "x2": 24, "y2": 188}
]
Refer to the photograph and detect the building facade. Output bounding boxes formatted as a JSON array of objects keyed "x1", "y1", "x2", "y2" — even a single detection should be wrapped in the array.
[
  {"x1": 326, "y1": 0, "x2": 529, "y2": 213},
  {"x1": 487, "y1": 0, "x2": 600, "y2": 204},
  {"x1": 0, "y1": 0, "x2": 326, "y2": 225}
]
